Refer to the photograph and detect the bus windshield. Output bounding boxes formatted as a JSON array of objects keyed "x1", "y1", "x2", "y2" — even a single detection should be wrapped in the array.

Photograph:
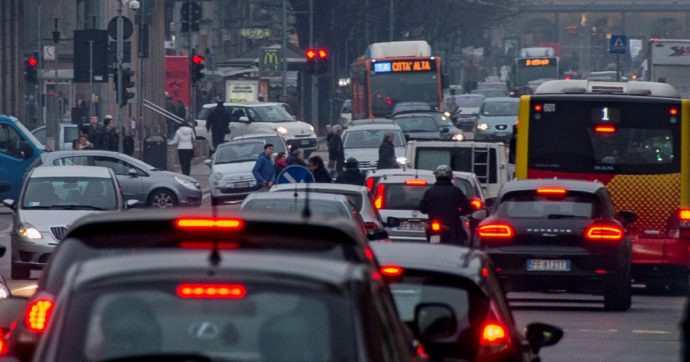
[
  {"x1": 370, "y1": 72, "x2": 438, "y2": 117},
  {"x1": 528, "y1": 98, "x2": 680, "y2": 174}
]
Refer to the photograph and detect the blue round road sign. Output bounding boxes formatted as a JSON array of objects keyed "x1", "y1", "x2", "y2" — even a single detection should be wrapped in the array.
[{"x1": 277, "y1": 165, "x2": 315, "y2": 184}]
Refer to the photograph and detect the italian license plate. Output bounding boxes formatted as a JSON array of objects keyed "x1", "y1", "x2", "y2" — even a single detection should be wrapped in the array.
[
  {"x1": 526, "y1": 259, "x2": 571, "y2": 271},
  {"x1": 495, "y1": 132, "x2": 507, "y2": 137},
  {"x1": 301, "y1": 139, "x2": 310, "y2": 145},
  {"x1": 400, "y1": 222, "x2": 425, "y2": 231},
  {"x1": 430, "y1": 235, "x2": 441, "y2": 244},
  {"x1": 234, "y1": 182, "x2": 250, "y2": 189}
]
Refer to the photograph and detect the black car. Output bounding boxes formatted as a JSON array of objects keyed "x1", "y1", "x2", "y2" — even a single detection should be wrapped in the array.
[
  {"x1": 371, "y1": 242, "x2": 561, "y2": 362},
  {"x1": 473, "y1": 179, "x2": 636, "y2": 311},
  {"x1": 32, "y1": 251, "x2": 424, "y2": 361},
  {"x1": 393, "y1": 112, "x2": 463, "y2": 141}
]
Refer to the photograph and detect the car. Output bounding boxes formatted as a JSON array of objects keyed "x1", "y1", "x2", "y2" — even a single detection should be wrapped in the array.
[
  {"x1": 371, "y1": 173, "x2": 482, "y2": 242},
  {"x1": 197, "y1": 102, "x2": 318, "y2": 155},
  {"x1": 342, "y1": 119, "x2": 407, "y2": 171},
  {"x1": 205, "y1": 139, "x2": 265, "y2": 205},
  {"x1": 40, "y1": 150, "x2": 202, "y2": 208},
  {"x1": 0, "y1": 114, "x2": 45, "y2": 201},
  {"x1": 371, "y1": 242, "x2": 562, "y2": 362},
  {"x1": 392, "y1": 112, "x2": 463, "y2": 141},
  {"x1": 473, "y1": 179, "x2": 636, "y2": 311},
  {"x1": 391, "y1": 101, "x2": 434, "y2": 116},
  {"x1": 270, "y1": 183, "x2": 389, "y2": 240},
  {"x1": 0, "y1": 210, "x2": 381, "y2": 360},
  {"x1": 443, "y1": 94, "x2": 485, "y2": 132},
  {"x1": 26, "y1": 214, "x2": 426, "y2": 361},
  {"x1": 475, "y1": 97, "x2": 519, "y2": 142},
  {"x1": 477, "y1": 81, "x2": 509, "y2": 93},
  {"x1": 3, "y1": 166, "x2": 125, "y2": 279},
  {"x1": 471, "y1": 88, "x2": 508, "y2": 98},
  {"x1": 30, "y1": 122, "x2": 79, "y2": 151},
  {"x1": 231, "y1": 131, "x2": 288, "y2": 156}
]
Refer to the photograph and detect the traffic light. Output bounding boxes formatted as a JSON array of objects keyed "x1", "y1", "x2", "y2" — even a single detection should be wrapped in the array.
[
  {"x1": 305, "y1": 48, "x2": 329, "y2": 74},
  {"x1": 305, "y1": 48, "x2": 317, "y2": 74},
  {"x1": 317, "y1": 48, "x2": 329, "y2": 74},
  {"x1": 118, "y1": 68, "x2": 135, "y2": 107},
  {"x1": 24, "y1": 54, "x2": 38, "y2": 83},
  {"x1": 191, "y1": 54, "x2": 205, "y2": 84}
]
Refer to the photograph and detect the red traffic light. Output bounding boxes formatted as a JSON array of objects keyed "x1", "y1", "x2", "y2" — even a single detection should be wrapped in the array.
[
  {"x1": 192, "y1": 55, "x2": 205, "y2": 64},
  {"x1": 317, "y1": 48, "x2": 328, "y2": 59},
  {"x1": 306, "y1": 48, "x2": 317, "y2": 60},
  {"x1": 27, "y1": 56, "x2": 38, "y2": 68}
]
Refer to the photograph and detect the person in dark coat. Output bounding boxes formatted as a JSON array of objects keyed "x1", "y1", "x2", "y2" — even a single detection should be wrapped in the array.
[
  {"x1": 308, "y1": 155, "x2": 331, "y2": 183},
  {"x1": 205, "y1": 97, "x2": 231, "y2": 150},
  {"x1": 103, "y1": 117, "x2": 119, "y2": 152},
  {"x1": 286, "y1": 148, "x2": 307, "y2": 167},
  {"x1": 327, "y1": 125, "x2": 345, "y2": 175},
  {"x1": 165, "y1": 94, "x2": 178, "y2": 140},
  {"x1": 419, "y1": 165, "x2": 471, "y2": 245},
  {"x1": 83, "y1": 116, "x2": 105, "y2": 150},
  {"x1": 336, "y1": 158, "x2": 366, "y2": 186},
  {"x1": 175, "y1": 100, "x2": 187, "y2": 121},
  {"x1": 377, "y1": 132, "x2": 398, "y2": 169}
]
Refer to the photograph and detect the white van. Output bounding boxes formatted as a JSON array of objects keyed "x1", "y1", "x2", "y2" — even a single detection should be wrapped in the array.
[{"x1": 405, "y1": 140, "x2": 511, "y2": 199}]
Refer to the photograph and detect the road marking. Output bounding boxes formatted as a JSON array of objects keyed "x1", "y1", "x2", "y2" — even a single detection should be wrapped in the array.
[
  {"x1": 632, "y1": 329, "x2": 671, "y2": 335},
  {"x1": 578, "y1": 329, "x2": 618, "y2": 333}
]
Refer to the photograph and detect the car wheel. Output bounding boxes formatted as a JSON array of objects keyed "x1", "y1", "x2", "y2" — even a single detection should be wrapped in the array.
[
  {"x1": 604, "y1": 275, "x2": 632, "y2": 311},
  {"x1": 147, "y1": 189, "x2": 178, "y2": 208},
  {"x1": 211, "y1": 197, "x2": 221, "y2": 206},
  {"x1": 11, "y1": 262, "x2": 30, "y2": 280}
]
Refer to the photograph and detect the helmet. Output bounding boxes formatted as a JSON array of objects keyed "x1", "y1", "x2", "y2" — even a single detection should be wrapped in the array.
[
  {"x1": 345, "y1": 157, "x2": 358, "y2": 169},
  {"x1": 433, "y1": 164, "x2": 452, "y2": 179}
]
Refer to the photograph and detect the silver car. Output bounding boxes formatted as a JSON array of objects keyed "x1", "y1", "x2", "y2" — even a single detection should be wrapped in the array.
[
  {"x1": 3, "y1": 166, "x2": 124, "y2": 279},
  {"x1": 475, "y1": 97, "x2": 519, "y2": 142},
  {"x1": 40, "y1": 150, "x2": 202, "y2": 208},
  {"x1": 205, "y1": 139, "x2": 266, "y2": 205},
  {"x1": 342, "y1": 119, "x2": 407, "y2": 171}
]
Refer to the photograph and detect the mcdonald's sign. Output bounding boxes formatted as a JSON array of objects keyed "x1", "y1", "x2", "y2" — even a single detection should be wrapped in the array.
[{"x1": 260, "y1": 48, "x2": 280, "y2": 71}]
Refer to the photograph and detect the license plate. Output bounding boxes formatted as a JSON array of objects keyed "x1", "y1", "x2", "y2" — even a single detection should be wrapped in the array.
[
  {"x1": 400, "y1": 221, "x2": 425, "y2": 231},
  {"x1": 495, "y1": 132, "x2": 507, "y2": 137},
  {"x1": 527, "y1": 259, "x2": 571, "y2": 271},
  {"x1": 301, "y1": 140, "x2": 310, "y2": 145},
  {"x1": 234, "y1": 182, "x2": 250, "y2": 189},
  {"x1": 430, "y1": 235, "x2": 441, "y2": 244}
]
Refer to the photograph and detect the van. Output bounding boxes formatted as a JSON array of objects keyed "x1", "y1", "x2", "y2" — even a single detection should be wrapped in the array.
[
  {"x1": 0, "y1": 115, "x2": 45, "y2": 201},
  {"x1": 405, "y1": 140, "x2": 511, "y2": 199}
]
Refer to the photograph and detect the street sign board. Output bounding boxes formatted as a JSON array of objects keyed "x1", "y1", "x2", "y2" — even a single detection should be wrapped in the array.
[
  {"x1": 260, "y1": 48, "x2": 281, "y2": 71},
  {"x1": 277, "y1": 165, "x2": 315, "y2": 185},
  {"x1": 609, "y1": 35, "x2": 628, "y2": 54},
  {"x1": 73, "y1": 30, "x2": 109, "y2": 83}
]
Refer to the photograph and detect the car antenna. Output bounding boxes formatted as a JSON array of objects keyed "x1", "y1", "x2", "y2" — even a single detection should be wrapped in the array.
[{"x1": 302, "y1": 182, "x2": 312, "y2": 219}]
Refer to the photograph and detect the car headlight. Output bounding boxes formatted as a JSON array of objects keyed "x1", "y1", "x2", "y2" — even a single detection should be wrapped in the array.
[
  {"x1": 477, "y1": 123, "x2": 489, "y2": 131},
  {"x1": 443, "y1": 111, "x2": 452, "y2": 118},
  {"x1": 451, "y1": 133, "x2": 464, "y2": 141},
  {"x1": 396, "y1": 156, "x2": 407, "y2": 165},
  {"x1": 309, "y1": 125, "x2": 315, "y2": 132},
  {"x1": 276, "y1": 126, "x2": 288, "y2": 135},
  {"x1": 175, "y1": 176, "x2": 199, "y2": 191},
  {"x1": 18, "y1": 223, "x2": 41, "y2": 240},
  {"x1": 213, "y1": 172, "x2": 223, "y2": 181}
]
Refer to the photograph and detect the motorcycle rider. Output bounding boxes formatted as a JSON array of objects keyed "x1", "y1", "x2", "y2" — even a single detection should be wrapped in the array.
[{"x1": 419, "y1": 165, "x2": 471, "y2": 245}]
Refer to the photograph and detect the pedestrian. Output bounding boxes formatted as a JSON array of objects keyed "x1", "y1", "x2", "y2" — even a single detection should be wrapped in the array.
[
  {"x1": 286, "y1": 148, "x2": 307, "y2": 167},
  {"x1": 274, "y1": 151, "x2": 288, "y2": 176},
  {"x1": 377, "y1": 132, "x2": 398, "y2": 169},
  {"x1": 82, "y1": 116, "x2": 105, "y2": 150},
  {"x1": 176, "y1": 100, "x2": 187, "y2": 121},
  {"x1": 253, "y1": 144, "x2": 275, "y2": 190},
  {"x1": 75, "y1": 134, "x2": 94, "y2": 150},
  {"x1": 169, "y1": 123, "x2": 195, "y2": 176},
  {"x1": 71, "y1": 139, "x2": 79, "y2": 150},
  {"x1": 165, "y1": 93, "x2": 177, "y2": 140},
  {"x1": 206, "y1": 97, "x2": 231, "y2": 151},
  {"x1": 123, "y1": 132, "x2": 135, "y2": 156},
  {"x1": 335, "y1": 157, "x2": 366, "y2": 186},
  {"x1": 103, "y1": 118, "x2": 119, "y2": 152},
  {"x1": 327, "y1": 125, "x2": 345, "y2": 176},
  {"x1": 308, "y1": 155, "x2": 331, "y2": 183}
]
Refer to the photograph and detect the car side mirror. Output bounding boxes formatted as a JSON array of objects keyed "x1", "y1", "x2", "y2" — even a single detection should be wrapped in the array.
[
  {"x1": 616, "y1": 210, "x2": 637, "y2": 225},
  {"x1": 367, "y1": 229, "x2": 389, "y2": 241},
  {"x1": 128, "y1": 168, "x2": 138, "y2": 177},
  {"x1": 239, "y1": 116, "x2": 250, "y2": 123},
  {"x1": 2, "y1": 199, "x2": 15, "y2": 210},
  {"x1": 386, "y1": 217, "x2": 401, "y2": 228},
  {"x1": 204, "y1": 159, "x2": 212, "y2": 167},
  {"x1": 19, "y1": 142, "x2": 33, "y2": 159},
  {"x1": 126, "y1": 199, "x2": 141, "y2": 209},
  {"x1": 413, "y1": 303, "x2": 457, "y2": 344},
  {"x1": 471, "y1": 208, "x2": 489, "y2": 220},
  {"x1": 525, "y1": 322, "x2": 563, "y2": 355}
]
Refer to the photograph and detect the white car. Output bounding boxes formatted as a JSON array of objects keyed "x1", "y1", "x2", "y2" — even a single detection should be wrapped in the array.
[
  {"x1": 341, "y1": 119, "x2": 407, "y2": 172},
  {"x1": 205, "y1": 139, "x2": 266, "y2": 206},
  {"x1": 197, "y1": 102, "x2": 318, "y2": 155},
  {"x1": 231, "y1": 132, "x2": 288, "y2": 157}
]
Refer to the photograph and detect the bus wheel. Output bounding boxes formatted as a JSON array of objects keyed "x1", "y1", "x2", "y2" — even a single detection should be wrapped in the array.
[{"x1": 604, "y1": 275, "x2": 632, "y2": 311}]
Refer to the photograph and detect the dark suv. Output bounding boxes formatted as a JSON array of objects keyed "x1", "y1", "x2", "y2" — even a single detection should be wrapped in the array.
[{"x1": 474, "y1": 179, "x2": 636, "y2": 311}]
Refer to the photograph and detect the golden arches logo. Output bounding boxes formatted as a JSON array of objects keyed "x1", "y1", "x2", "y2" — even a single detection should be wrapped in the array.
[{"x1": 263, "y1": 51, "x2": 279, "y2": 66}]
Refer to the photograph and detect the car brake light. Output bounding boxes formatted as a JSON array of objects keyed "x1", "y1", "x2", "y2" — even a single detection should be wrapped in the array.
[
  {"x1": 24, "y1": 298, "x2": 54, "y2": 333},
  {"x1": 679, "y1": 209, "x2": 690, "y2": 221},
  {"x1": 478, "y1": 302, "x2": 512, "y2": 358},
  {"x1": 176, "y1": 283, "x2": 246, "y2": 299},
  {"x1": 430, "y1": 221, "x2": 442, "y2": 232},
  {"x1": 482, "y1": 323, "x2": 507, "y2": 344},
  {"x1": 380, "y1": 265, "x2": 404, "y2": 277},
  {"x1": 175, "y1": 218, "x2": 243, "y2": 230},
  {"x1": 365, "y1": 177, "x2": 375, "y2": 192},
  {"x1": 670, "y1": 107, "x2": 679, "y2": 116},
  {"x1": 404, "y1": 179, "x2": 427, "y2": 186},
  {"x1": 477, "y1": 223, "x2": 514, "y2": 238},
  {"x1": 536, "y1": 187, "x2": 567, "y2": 196},
  {"x1": 594, "y1": 125, "x2": 616, "y2": 134},
  {"x1": 178, "y1": 242, "x2": 239, "y2": 249},
  {"x1": 585, "y1": 224, "x2": 623, "y2": 241},
  {"x1": 374, "y1": 184, "x2": 385, "y2": 209},
  {"x1": 471, "y1": 197, "x2": 483, "y2": 210}
]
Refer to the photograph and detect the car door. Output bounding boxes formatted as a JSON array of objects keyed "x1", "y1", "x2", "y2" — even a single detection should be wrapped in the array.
[{"x1": 92, "y1": 155, "x2": 145, "y2": 202}]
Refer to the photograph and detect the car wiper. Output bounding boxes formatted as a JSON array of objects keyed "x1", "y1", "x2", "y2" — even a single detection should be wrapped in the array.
[
  {"x1": 50, "y1": 205, "x2": 108, "y2": 211},
  {"x1": 103, "y1": 353, "x2": 212, "y2": 362},
  {"x1": 546, "y1": 214, "x2": 588, "y2": 219}
]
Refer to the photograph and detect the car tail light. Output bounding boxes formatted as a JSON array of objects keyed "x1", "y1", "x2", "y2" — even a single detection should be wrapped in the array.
[
  {"x1": 364, "y1": 222, "x2": 379, "y2": 232},
  {"x1": 594, "y1": 125, "x2": 616, "y2": 134},
  {"x1": 471, "y1": 197, "x2": 483, "y2": 210},
  {"x1": 478, "y1": 302, "x2": 513, "y2": 359},
  {"x1": 176, "y1": 283, "x2": 246, "y2": 299},
  {"x1": 178, "y1": 242, "x2": 239, "y2": 249},
  {"x1": 585, "y1": 224, "x2": 623, "y2": 241},
  {"x1": 477, "y1": 223, "x2": 514, "y2": 239},
  {"x1": 374, "y1": 184, "x2": 386, "y2": 209},
  {"x1": 404, "y1": 179, "x2": 427, "y2": 186},
  {"x1": 536, "y1": 187, "x2": 567, "y2": 196},
  {"x1": 175, "y1": 218, "x2": 244, "y2": 230},
  {"x1": 430, "y1": 220, "x2": 442, "y2": 232},
  {"x1": 380, "y1": 265, "x2": 404, "y2": 282},
  {"x1": 365, "y1": 177, "x2": 375, "y2": 192},
  {"x1": 24, "y1": 296, "x2": 54, "y2": 333}
]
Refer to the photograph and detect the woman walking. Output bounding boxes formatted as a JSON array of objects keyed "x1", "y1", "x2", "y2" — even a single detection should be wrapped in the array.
[{"x1": 169, "y1": 124, "x2": 195, "y2": 176}]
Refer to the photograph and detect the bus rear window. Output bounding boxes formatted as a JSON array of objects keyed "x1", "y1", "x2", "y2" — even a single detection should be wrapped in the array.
[{"x1": 528, "y1": 98, "x2": 680, "y2": 174}]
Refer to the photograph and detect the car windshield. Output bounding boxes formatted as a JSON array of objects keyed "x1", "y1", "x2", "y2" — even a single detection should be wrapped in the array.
[
  {"x1": 481, "y1": 101, "x2": 518, "y2": 116},
  {"x1": 22, "y1": 177, "x2": 117, "y2": 210},
  {"x1": 215, "y1": 142, "x2": 265, "y2": 164},
  {"x1": 343, "y1": 129, "x2": 405, "y2": 148},
  {"x1": 248, "y1": 105, "x2": 295, "y2": 123},
  {"x1": 496, "y1": 191, "x2": 602, "y2": 219},
  {"x1": 394, "y1": 116, "x2": 439, "y2": 133},
  {"x1": 242, "y1": 199, "x2": 350, "y2": 218},
  {"x1": 57, "y1": 281, "x2": 356, "y2": 362},
  {"x1": 383, "y1": 183, "x2": 430, "y2": 210},
  {"x1": 452, "y1": 96, "x2": 484, "y2": 108}
]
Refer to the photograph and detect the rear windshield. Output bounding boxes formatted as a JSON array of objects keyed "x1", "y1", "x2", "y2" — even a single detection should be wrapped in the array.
[
  {"x1": 496, "y1": 191, "x2": 602, "y2": 219},
  {"x1": 383, "y1": 184, "x2": 430, "y2": 210},
  {"x1": 343, "y1": 129, "x2": 405, "y2": 149},
  {"x1": 57, "y1": 281, "x2": 356, "y2": 362},
  {"x1": 214, "y1": 142, "x2": 264, "y2": 164},
  {"x1": 242, "y1": 199, "x2": 350, "y2": 218},
  {"x1": 394, "y1": 116, "x2": 439, "y2": 133},
  {"x1": 273, "y1": 190, "x2": 363, "y2": 211},
  {"x1": 481, "y1": 101, "x2": 518, "y2": 116}
]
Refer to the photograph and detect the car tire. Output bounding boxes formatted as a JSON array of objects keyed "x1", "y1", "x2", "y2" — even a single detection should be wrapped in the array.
[
  {"x1": 147, "y1": 189, "x2": 178, "y2": 208},
  {"x1": 11, "y1": 262, "x2": 30, "y2": 280},
  {"x1": 211, "y1": 197, "x2": 221, "y2": 206},
  {"x1": 604, "y1": 275, "x2": 632, "y2": 311}
]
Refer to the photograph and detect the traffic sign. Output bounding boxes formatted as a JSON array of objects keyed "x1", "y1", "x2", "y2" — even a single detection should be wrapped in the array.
[
  {"x1": 107, "y1": 16, "x2": 134, "y2": 40},
  {"x1": 609, "y1": 35, "x2": 628, "y2": 54},
  {"x1": 260, "y1": 48, "x2": 280, "y2": 71},
  {"x1": 277, "y1": 165, "x2": 315, "y2": 185}
]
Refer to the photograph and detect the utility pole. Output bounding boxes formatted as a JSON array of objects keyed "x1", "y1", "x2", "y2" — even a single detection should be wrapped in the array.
[
  {"x1": 309, "y1": 0, "x2": 317, "y2": 132},
  {"x1": 51, "y1": 18, "x2": 60, "y2": 141},
  {"x1": 117, "y1": 0, "x2": 124, "y2": 152},
  {"x1": 389, "y1": 0, "x2": 394, "y2": 41},
  {"x1": 281, "y1": 0, "x2": 288, "y2": 98},
  {"x1": 37, "y1": 4, "x2": 44, "y2": 126}
]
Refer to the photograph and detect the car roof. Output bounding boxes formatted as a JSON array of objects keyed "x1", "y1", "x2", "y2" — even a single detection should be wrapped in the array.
[
  {"x1": 370, "y1": 242, "x2": 489, "y2": 285},
  {"x1": 218, "y1": 139, "x2": 266, "y2": 147},
  {"x1": 482, "y1": 97, "x2": 518, "y2": 103},
  {"x1": 71, "y1": 251, "x2": 365, "y2": 290},
  {"x1": 271, "y1": 183, "x2": 368, "y2": 194},
  {"x1": 499, "y1": 179, "x2": 605, "y2": 195},
  {"x1": 244, "y1": 191, "x2": 351, "y2": 203},
  {"x1": 202, "y1": 102, "x2": 286, "y2": 108},
  {"x1": 348, "y1": 118, "x2": 397, "y2": 127},
  {"x1": 29, "y1": 165, "x2": 113, "y2": 178},
  {"x1": 378, "y1": 174, "x2": 436, "y2": 184},
  {"x1": 393, "y1": 112, "x2": 439, "y2": 118},
  {"x1": 366, "y1": 168, "x2": 477, "y2": 181},
  {"x1": 232, "y1": 132, "x2": 282, "y2": 140}
]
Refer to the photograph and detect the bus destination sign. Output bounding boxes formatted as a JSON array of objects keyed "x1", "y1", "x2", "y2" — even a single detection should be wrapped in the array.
[
  {"x1": 373, "y1": 59, "x2": 436, "y2": 73},
  {"x1": 519, "y1": 58, "x2": 555, "y2": 67}
]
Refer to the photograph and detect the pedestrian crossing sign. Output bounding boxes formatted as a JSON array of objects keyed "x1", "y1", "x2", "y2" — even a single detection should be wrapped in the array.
[{"x1": 609, "y1": 35, "x2": 628, "y2": 54}]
